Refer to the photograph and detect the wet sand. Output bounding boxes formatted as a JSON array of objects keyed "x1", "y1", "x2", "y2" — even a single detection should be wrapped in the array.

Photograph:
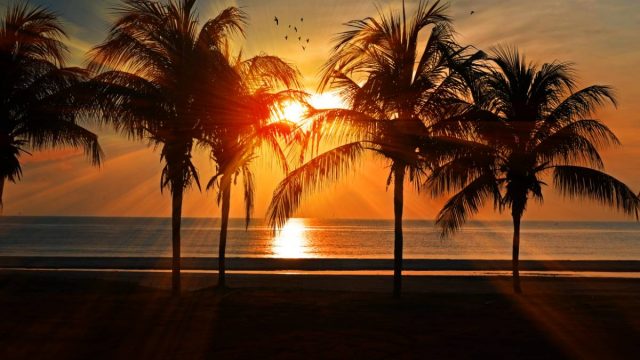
[{"x1": 0, "y1": 270, "x2": 639, "y2": 359}]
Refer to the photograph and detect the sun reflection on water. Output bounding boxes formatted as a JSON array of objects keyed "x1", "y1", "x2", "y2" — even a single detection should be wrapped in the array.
[{"x1": 272, "y1": 218, "x2": 310, "y2": 258}]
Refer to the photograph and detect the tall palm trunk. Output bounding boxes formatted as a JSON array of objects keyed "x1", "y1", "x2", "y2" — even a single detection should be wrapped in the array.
[
  {"x1": 511, "y1": 212, "x2": 523, "y2": 294},
  {"x1": 171, "y1": 186, "x2": 183, "y2": 296},
  {"x1": 218, "y1": 179, "x2": 231, "y2": 288},
  {"x1": 393, "y1": 165, "x2": 405, "y2": 298}
]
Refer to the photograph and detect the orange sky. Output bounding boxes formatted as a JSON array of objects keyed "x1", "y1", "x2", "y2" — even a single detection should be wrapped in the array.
[{"x1": 2, "y1": 0, "x2": 640, "y2": 221}]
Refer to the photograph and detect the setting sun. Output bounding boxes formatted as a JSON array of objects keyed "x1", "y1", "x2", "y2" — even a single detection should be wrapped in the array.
[
  {"x1": 279, "y1": 100, "x2": 307, "y2": 124},
  {"x1": 275, "y1": 92, "x2": 346, "y2": 126},
  {"x1": 309, "y1": 92, "x2": 346, "y2": 110}
]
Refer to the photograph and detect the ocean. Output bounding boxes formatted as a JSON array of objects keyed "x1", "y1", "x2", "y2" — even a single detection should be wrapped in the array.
[{"x1": 0, "y1": 217, "x2": 639, "y2": 261}]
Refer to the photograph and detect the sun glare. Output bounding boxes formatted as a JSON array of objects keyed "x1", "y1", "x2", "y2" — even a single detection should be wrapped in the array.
[
  {"x1": 309, "y1": 92, "x2": 346, "y2": 110},
  {"x1": 274, "y1": 92, "x2": 346, "y2": 127},
  {"x1": 272, "y1": 218, "x2": 310, "y2": 258},
  {"x1": 280, "y1": 101, "x2": 306, "y2": 124}
]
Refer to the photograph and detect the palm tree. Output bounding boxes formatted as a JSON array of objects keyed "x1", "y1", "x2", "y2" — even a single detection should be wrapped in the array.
[
  {"x1": 267, "y1": 0, "x2": 483, "y2": 297},
  {"x1": 430, "y1": 47, "x2": 640, "y2": 293},
  {"x1": 0, "y1": 2, "x2": 102, "y2": 211},
  {"x1": 84, "y1": 0, "x2": 245, "y2": 295},
  {"x1": 202, "y1": 50, "x2": 302, "y2": 288}
]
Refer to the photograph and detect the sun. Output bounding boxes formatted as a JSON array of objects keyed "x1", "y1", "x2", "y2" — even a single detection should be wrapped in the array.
[
  {"x1": 308, "y1": 92, "x2": 346, "y2": 110},
  {"x1": 275, "y1": 92, "x2": 346, "y2": 126},
  {"x1": 280, "y1": 101, "x2": 306, "y2": 124}
]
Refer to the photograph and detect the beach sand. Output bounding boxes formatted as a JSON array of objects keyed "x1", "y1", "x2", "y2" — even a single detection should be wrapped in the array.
[{"x1": 0, "y1": 270, "x2": 639, "y2": 359}]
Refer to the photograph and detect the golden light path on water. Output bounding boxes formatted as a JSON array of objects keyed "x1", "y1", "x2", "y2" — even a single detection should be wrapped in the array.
[{"x1": 272, "y1": 218, "x2": 311, "y2": 258}]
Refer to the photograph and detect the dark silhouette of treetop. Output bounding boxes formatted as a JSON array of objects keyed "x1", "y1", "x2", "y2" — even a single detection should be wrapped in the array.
[
  {"x1": 0, "y1": 2, "x2": 101, "y2": 211},
  {"x1": 268, "y1": 0, "x2": 485, "y2": 297},
  {"x1": 430, "y1": 46, "x2": 640, "y2": 293},
  {"x1": 84, "y1": 0, "x2": 246, "y2": 295}
]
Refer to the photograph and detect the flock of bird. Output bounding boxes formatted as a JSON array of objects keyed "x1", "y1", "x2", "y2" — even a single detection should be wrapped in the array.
[
  {"x1": 272, "y1": 10, "x2": 474, "y2": 52},
  {"x1": 274, "y1": 16, "x2": 310, "y2": 51}
]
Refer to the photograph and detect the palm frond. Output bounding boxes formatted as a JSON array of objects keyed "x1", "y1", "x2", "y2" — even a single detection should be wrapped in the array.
[
  {"x1": 80, "y1": 70, "x2": 166, "y2": 139},
  {"x1": 268, "y1": 142, "x2": 365, "y2": 229},
  {"x1": 425, "y1": 141, "x2": 497, "y2": 197},
  {"x1": 235, "y1": 54, "x2": 301, "y2": 92},
  {"x1": 25, "y1": 120, "x2": 103, "y2": 166},
  {"x1": 88, "y1": 0, "x2": 168, "y2": 74},
  {"x1": 436, "y1": 173, "x2": 501, "y2": 237},
  {"x1": 1, "y1": 3, "x2": 101, "y2": 183},
  {"x1": 534, "y1": 119, "x2": 620, "y2": 169},
  {"x1": 408, "y1": 0, "x2": 450, "y2": 45},
  {"x1": 1, "y1": 2, "x2": 68, "y2": 66},
  {"x1": 320, "y1": 70, "x2": 362, "y2": 107},
  {"x1": 196, "y1": 6, "x2": 247, "y2": 50},
  {"x1": 413, "y1": 23, "x2": 453, "y2": 86},
  {"x1": 0, "y1": 140, "x2": 27, "y2": 181},
  {"x1": 528, "y1": 60, "x2": 576, "y2": 110},
  {"x1": 250, "y1": 121, "x2": 293, "y2": 174},
  {"x1": 553, "y1": 165, "x2": 640, "y2": 218},
  {"x1": 241, "y1": 164, "x2": 255, "y2": 229},
  {"x1": 536, "y1": 133, "x2": 604, "y2": 169},
  {"x1": 541, "y1": 85, "x2": 617, "y2": 134},
  {"x1": 298, "y1": 108, "x2": 382, "y2": 159}
]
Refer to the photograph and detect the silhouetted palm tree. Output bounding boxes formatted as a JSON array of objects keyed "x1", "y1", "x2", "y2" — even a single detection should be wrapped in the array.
[
  {"x1": 84, "y1": 0, "x2": 245, "y2": 295},
  {"x1": 0, "y1": 2, "x2": 102, "y2": 211},
  {"x1": 202, "y1": 50, "x2": 302, "y2": 288},
  {"x1": 430, "y1": 47, "x2": 640, "y2": 293},
  {"x1": 267, "y1": 0, "x2": 483, "y2": 297}
]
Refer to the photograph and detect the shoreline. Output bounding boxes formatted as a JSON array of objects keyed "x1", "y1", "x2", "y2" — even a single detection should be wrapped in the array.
[
  {"x1": 4, "y1": 267, "x2": 640, "y2": 279},
  {"x1": 1, "y1": 256, "x2": 640, "y2": 272}
]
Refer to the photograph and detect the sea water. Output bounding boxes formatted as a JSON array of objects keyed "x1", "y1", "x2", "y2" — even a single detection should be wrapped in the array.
[{"x1": 0, "y1": 217, "x2": 639, "y2": 260}]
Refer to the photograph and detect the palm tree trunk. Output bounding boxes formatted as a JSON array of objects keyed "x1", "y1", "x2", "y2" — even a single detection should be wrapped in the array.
[
  {"x1": 393, "y1": 166, "x2": 405, "y2": 298},
  {"x1": 512, "y1": 213, "x2": 522, "y2": 294},
  {"x1": 171, "y1": 187, "x2": 183, "y2": 296},
  {"x1": 218, "y1": 181, "x2": 231, "y2": 288}
]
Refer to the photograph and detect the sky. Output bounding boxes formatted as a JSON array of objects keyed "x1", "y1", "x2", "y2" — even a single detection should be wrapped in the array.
[{"x1": 2, "y1": 0, "x2": 640, "y2": 221}]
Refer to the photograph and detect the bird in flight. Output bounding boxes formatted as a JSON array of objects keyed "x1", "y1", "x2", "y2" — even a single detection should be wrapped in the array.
[
  {"x1": 274, "y1": 16, "x2": 279, "y2": 25},
  {"x1": 294, "y1": 26, "x2": 298, "y2": 32},
  {"x1": 285, "y1": 35, "x2": 288, "y2": 40},
  {"x1": 306, "y1": 38, "x2": 310, "y2": 43},
  {"x1": 298, "y1": 36, "x2": 301, "y2": 41},
  {"x1": 288, "y1": 25, "x2": 291, "y2": 29},
  {"x1": 470, "y1": 11, "x2": 475, "y2": 15},
  {"x1": 300, "y1": 17, "x2": 304, "y2": 22},
  {"x1": 302, "y1": 46, "x2": 306, "y2": 51}
]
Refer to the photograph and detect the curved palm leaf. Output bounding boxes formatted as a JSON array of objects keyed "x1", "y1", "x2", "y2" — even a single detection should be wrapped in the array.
[
  {"x1": 553, "y1": 165, "x2": 640, "y2": 218},
  {"x1": 534, "y1": 119, "x2": 620, "y2": 169},
  {"x1": 436, "y1": 173, "x2": 501, "y2": 237},
  {"x1": 268, "y1": 142, "x2": 366, "y2": 229}
]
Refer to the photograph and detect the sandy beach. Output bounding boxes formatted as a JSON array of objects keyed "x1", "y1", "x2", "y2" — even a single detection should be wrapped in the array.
[
  {"x1": 3, "y1": 256, "x2": 640, "y2": 272},
  {"x1": 0, "y1": 269, "x2": 638, "y2": 359}
]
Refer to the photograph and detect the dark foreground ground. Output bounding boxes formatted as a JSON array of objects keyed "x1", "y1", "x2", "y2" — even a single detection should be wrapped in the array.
[{"x1": 0, "y1": 270, "x2": 639, "y2": 359}]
